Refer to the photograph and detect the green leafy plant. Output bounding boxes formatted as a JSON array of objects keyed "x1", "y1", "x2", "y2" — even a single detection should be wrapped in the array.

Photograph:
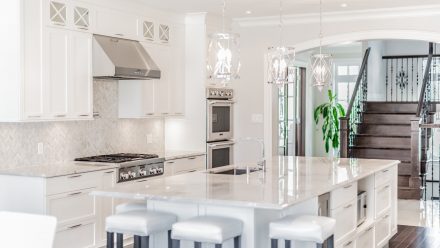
[{"x1": 314, "y1": 90, "x2": 346, "y2": 153}]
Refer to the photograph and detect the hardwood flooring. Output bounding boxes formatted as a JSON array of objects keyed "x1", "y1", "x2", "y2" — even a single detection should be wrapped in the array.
[{"x1": 389, "y1": 225, "x2": 440, "y2": 248}]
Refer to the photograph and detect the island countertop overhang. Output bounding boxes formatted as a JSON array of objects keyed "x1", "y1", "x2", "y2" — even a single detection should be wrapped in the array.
[{"x1": 91, "y1": 156, "x2": 400, "y2": 210}]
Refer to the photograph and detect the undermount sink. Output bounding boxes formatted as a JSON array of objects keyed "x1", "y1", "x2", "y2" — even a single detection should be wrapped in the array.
[{"x1": 212, "y1": 168, "x2": 261, "y2": 175}]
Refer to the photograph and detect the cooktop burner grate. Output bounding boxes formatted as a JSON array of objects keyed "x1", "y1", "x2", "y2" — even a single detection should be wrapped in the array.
[{"x1": 74, "y1": 153, "x2": 159, "y2": 163}]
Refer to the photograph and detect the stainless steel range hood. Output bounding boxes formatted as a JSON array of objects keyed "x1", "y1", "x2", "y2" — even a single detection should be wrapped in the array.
[{"x1": 92, "y1": 35, "x2": 161, "y2": 80}]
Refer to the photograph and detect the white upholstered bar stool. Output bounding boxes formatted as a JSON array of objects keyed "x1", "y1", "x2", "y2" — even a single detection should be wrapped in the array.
[
  {"x1": 269, "y1": 215, "x2": 336, "y2": 248},
  {"x1": 171, "y1": 216, "x2": 243, "y2": 248},
  {"x1": 106, "y1": 202, "x2": 177, "y2": 248}
]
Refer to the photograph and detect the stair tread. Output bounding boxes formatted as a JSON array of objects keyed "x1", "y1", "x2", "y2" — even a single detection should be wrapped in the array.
[
  {"x1": 355, "y1": 134, "x2": 411, "y2": 138},
  {"x1": 399, "y1": 186, "x2": 422, "y2": 190},
  {"x1": 363, "y1": 111, "x2": 416, "y2": 115},
  {"x1": 363, "y1": 101, "x2": 418, "y2": 104},
  {"x1": 357, "y1": 122, "x2": 410, "y2": 126},
  {"x1": 351, "y1": 145, "x2": 410, "y2": 150}
]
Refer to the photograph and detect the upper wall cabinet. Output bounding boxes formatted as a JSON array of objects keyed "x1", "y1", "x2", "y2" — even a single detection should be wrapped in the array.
[
  {"x1": 95, "y1": 9, "x2": 139, "y2": 40},
  {"x1": 46, "y1": 0, "x2": 94, "y2": 32}
]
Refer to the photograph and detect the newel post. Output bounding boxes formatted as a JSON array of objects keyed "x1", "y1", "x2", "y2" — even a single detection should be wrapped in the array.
[
  {"x1": 410, "y1": 117, "x2": 421, "y2": 189},
  {"x1": 340, "y1": 117, "x2": 349, "y2": 158}
]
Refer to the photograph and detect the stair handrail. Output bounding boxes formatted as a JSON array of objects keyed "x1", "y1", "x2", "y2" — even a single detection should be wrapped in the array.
[
  {"x1": 416, "y1": 42, "x2": 434, "y2": 118},
  {"x1": 340, "y1": 48, "x2": 371, "y2": 158},
  {"x1": 345, "y1": 48, "x2": 371, "y2": 117}
]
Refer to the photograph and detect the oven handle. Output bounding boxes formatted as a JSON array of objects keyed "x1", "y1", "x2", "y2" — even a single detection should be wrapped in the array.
[
  {"x1": 207, "y1": 141, "x2": 235, "y2": 148},
  {"x1": 208, "y1": 100, "x2": 235, "y2": 105}
]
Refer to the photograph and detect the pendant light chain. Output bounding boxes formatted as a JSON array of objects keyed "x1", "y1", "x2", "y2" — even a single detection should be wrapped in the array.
[
  {"x1": 319, "y1": 0, "x2": 322, "y2": 54},
  {"x1": 279, "y1": 0, "x2": 283, "y2": 47},
  {"x1": 222, "y1": 0, "x2": 226, "y2": 33}
]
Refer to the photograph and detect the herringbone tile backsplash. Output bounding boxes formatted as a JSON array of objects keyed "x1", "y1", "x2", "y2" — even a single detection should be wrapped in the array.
[{"x1": 0, "y1": 80, "x2": 164, "y2": 169}]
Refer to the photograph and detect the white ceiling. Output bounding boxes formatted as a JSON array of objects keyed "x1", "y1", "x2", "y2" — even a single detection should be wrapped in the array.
[{"x1": 131, "y1": 0, "x2": 440, "y2": 18}]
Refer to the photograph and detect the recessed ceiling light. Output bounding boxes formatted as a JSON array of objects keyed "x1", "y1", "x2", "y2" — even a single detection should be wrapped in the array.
[
  {"x1": 341, "y1": 3, "x2": 348, "y2": 8},
  {"x1": 245, "y1": 10, "x2": 252, "y2": 15}
]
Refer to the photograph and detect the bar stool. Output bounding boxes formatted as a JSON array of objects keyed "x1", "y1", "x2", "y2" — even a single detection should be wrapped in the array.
[
  {"x1": 106, "y1": 203, "x2": 177, "y2": 248},
  {"x1": 269, "y1": 215, "x2": 336, "y2": 248},
  {"x1": 171, "y1": 216, "x2": 243, "y2": 248}
]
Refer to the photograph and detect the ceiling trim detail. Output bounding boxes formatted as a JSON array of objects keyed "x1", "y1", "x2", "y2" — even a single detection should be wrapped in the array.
[{"x1": 234, "y1": 4, "x2": 440, "y2": 27}]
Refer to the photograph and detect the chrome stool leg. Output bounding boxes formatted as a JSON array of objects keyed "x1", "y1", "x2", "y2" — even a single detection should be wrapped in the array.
[
  {"x1": 134, "y1": 235, "x2": 141, "y2": 248},
  {"x1": 214, "y1": 244, "x2": 222, "y2": 248},
  {"x1": 172, "y1": 239, "x2": 180, "y2": 248},
  {"x1": 194, "y1": 242, "x2": 202, "y2": 248},
  {"x1": 285, "y1": 240, "x2": 291, "y2": 248},
  {"x1": 168, "y1": 230, "x2": 172, "y2": 248}
]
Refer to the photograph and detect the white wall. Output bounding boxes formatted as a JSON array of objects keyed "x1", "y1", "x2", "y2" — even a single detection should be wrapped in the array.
[{"x1": 232, "y1": 6, "x2": 440, "y2": 157}]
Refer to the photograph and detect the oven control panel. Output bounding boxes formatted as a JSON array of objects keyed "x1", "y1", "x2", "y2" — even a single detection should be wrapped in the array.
[
  {"x1": 118, "y1": 162, "x2": 165, "y2": 183},
  {"x1": 206, "y1": 87, "x2": 233, "y2": 99}
]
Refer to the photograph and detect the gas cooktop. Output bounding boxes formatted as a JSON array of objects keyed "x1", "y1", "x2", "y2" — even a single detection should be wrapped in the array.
[{"x1": 74, "y1": 153, "x2": 159, "y2": 163}]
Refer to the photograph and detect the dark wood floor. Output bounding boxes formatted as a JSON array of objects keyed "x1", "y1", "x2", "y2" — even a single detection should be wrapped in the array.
[{"x1": 389, "y1": 225, "x2": 440, "y2": 248}]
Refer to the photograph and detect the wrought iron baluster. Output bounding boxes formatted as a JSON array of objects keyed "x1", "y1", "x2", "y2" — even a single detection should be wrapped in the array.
[
  {"x1": 411, "y1": 58, "x2": 414, "y2": 101},
  {"x1": 386, "y1": 59, "x2": 389, "y2": 101},
  {"x1": 406, "y1": 58, "x2": 409, "y2": 101},
  {"x1": 391, "y1": 59, "x2": 394, "y2": 101}
]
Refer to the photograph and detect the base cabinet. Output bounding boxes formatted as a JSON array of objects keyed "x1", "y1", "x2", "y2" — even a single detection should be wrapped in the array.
[
  {"x1": 330, "y1": 164, "x2": 397, "y2": 248},
  {"x1": 165, "y1": 155, "x2": 206, "y2": 175},
  {"x1": 53, "y1": 220, "x2": 96, "y2": 248}
]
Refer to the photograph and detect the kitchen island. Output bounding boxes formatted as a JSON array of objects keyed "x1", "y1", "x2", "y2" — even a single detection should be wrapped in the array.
[{"x1": 92, "y1": 156, "x2": 399, "y2": 248}]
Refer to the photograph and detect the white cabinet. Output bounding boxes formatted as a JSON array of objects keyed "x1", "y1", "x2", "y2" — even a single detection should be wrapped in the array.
[
  {"x1": 356, "y1": 226, "x2": 374, "y2": 248},
  {"x1": 375, "y1": 212, "x2": 391, "y2": 248},
  {"x1": 53, "y1": 220, "x2": 96, "y2": 248},
  {"x1": 97, "y1": 170, "x2": 117, "y2": 244},
  {"x1": 43, "y1": 27, "x2": 93, "y2": 120},
  {"x1": 46, "y1": 0, "x2": 94, "y2": 32},
  {"x1": 70, "y1": 31, "x2": 93, "y2": 118},
  {"x1": 95, "y1": 8, "x2": 139, "y2": 39},
  {"x1": 331, "y1": 198, "x2": 357, "y2": 243},
  {"x1": 119, "y1": 81, "x2": 156, "y2": 118},
  {"x1": 45, "y1": 28, "x2": 69, "y2": 118},
  {"x1": 165, "y1": 155, "x2": 206, "y2": 175}
]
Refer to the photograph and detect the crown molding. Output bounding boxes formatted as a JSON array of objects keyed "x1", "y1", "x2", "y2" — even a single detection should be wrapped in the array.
[{"x1": 234, "y1": 4, "x2": 440, "y2": 27}]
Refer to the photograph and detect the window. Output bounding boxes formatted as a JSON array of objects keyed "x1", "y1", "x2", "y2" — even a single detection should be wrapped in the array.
[
  {"x1": 335, "y1": 64, "x2": 360, "y2": 109},
  {"x1": 277, "y1": 67, "x2": 302, "y2": 156}
]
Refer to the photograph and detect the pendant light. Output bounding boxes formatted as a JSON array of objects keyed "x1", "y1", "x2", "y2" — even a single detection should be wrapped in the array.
[
  {"x1": 207, "y1": 0, "x2": 241, "y2": 83},
  {"x1": 310, "y1": 0, "x2": 333, "y2": 91},
  {"x1": 267, "y1": 0, "x2": 296, "y2": 85}
]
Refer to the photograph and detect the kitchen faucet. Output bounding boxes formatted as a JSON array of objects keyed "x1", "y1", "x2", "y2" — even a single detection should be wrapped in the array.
[{"x1": 236, "y1": 137, "x2": 266, "y2": 171}]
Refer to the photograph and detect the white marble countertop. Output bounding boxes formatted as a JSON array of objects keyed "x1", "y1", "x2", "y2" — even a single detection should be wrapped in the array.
[
  {"x1": 91, "y1": 156, "x2": 399, "y2": 209},
  {"x1": 0, "y1": 163, "x2": 117, "y2": 178},
  {"x1": 162, "y1": 150, "x2": 206, "y2": 161}
]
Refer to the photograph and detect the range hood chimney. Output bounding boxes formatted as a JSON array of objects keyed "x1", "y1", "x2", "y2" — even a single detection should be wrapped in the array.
[{"x1": 92, "y1": 35, "x2": 161, "y2": 80}]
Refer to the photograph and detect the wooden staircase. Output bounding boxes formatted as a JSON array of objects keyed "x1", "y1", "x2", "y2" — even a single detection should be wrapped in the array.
[{"x1": 351, "y1": 102, "x2": 421, "y2": 199}]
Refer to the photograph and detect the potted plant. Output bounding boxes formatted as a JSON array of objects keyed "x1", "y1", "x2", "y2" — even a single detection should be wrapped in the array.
[{"x1": 314, "y1": 89, "x2": 346, "y2": 157}]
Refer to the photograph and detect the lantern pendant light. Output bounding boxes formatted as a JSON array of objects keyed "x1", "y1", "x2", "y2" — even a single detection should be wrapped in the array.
[
  {"x1": 310, "y1": 0, "x2": 333, "y2": 91},
  {"x1": 207, "y1": 0, "x2": 241, "y2": 83},
  {"x1": 267, "y1": 0, "x2": 296, "y2": 85}
]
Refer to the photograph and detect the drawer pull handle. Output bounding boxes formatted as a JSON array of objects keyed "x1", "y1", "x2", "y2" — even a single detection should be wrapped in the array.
[
  {"x1": 145, "y1": 113, "x2": 155, "y2": 116},
  {"x1": 166, "y1": 161, "x2": 175, "y2": 164},
  {"x1": 54, "y1": 114, "x2": 66, "y2": 118},
  {"x1": 27, "y1": 115, "x2": 41, "y2": 118},
  {"x1": 115, "y1": 33, "x2": 124, "y2": 37},
  {"x1": 344, "y1": 204, "x2": 353, "y2": 209},
  {"x1": 383, "y1": 215, "x2": 390, "y2": 219},
  {"x1": 68, "y1": 192, "x2": 82, "y2": 196},
  {"x1": 136, "y1": 179, "x2": 148, "y2": 183},
  {"x1": 343, "y1": 184, "x2": 352, "y2": 189},
  {"x1": 78, "y1": 114, "x2": 90, "y2": 117},
  {"x1": 68, "y1": 175, "x2": 82, "y2": 179},
  {"x1": 382, "y1": 169, "x2": 389, "y2": 173},
  {"x1": 105, "y1": 171, "x2": 115, "y2": 174},
  {"x1": 68, "y1": 224, "x2": 82, "y2": 229},
  {"x1": 365, "y1": 226, "x2": 373, "y2": 233},
  {"x1": 187, "y1": 157, "x2": 197, "y2": 160},
  {"x1": 344, "y1": 241, "x2": 353, "y2": 247}
]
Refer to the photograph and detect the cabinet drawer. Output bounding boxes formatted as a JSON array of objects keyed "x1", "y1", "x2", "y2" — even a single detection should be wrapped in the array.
[
  {"x1": 47, "y1": 188, "x2": 96, "y2": 226},
  {"x1": 331, "y1": 199, "x2": 357, "y2": 242},
  {"x1": 375, "y1": 212, "x2": 391, "y2": 247},
  {"x1": 168, "y1": 155, "x2": 206, "y2": 175},
  {"x1": 375, "y1": 168, "x2": 392, "y2": 188},
  {"x1": 95, "y1": 9, "x2": 139, "y2": 38},
  {"x1": 53, "y1": 220, "x2": 96, "y2": 248},
  {"x1": 375, "y1": 183, "x2": 391, "y2": 218},
  {"x1": 356, "y1": 225, "x2": 374, "y2": 248},
  {"x1": 337, "y1": 238, "x2": 355, "y2": 248},
  {"x1": 46, "y1": 172, "x2": 99, "y2": 195},
  {"x1": 330, "y1": 182, "x2": 357, "y2": 209}
]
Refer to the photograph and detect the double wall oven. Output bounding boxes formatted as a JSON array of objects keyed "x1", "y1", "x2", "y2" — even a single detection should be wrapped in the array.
[{"x1": 206, "y1": 87, "x2": 235, "y2": 169}]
